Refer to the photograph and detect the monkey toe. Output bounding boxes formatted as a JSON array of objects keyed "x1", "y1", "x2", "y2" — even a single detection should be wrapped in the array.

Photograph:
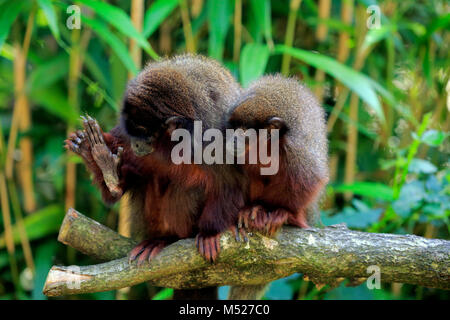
[
  {"x1": 196, "y1": 234, "x2": 221, "y2": 263},
  {"x1": 129, "y1": 240, "x2": 166, "y2": 266}
]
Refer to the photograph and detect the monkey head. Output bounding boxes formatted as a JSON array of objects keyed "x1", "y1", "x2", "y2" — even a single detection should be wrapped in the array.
[{"x1": 121, "y1": 67, "x2": 198, "y2": 158}]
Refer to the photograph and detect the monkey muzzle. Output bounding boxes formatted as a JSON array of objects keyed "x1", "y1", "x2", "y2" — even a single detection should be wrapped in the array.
[{"x1": 130, "y1": 136, "x2": 154, "y2": 156}]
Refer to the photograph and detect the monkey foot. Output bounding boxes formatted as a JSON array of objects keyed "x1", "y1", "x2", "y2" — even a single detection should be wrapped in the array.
[
  {"x1": 128, "y1": 239, "x2": 167, "y2": 266},
  {"x1": 235, "y1": 205, "x2": 289, "y2": 239},
  {"x1": 65, "y1": 129, "x2": 91, "y2": 161},
  {"x1": 195, "y1": 233, "x2": 221, "y2": 263}
]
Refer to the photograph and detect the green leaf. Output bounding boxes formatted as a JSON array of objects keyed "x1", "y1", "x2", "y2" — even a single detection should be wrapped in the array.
[
  {"x1": 26, "y1": 53, "x2": 69, "y2": 91},
  {"x1": 208, "y1": 0, "x2": 232, "y2": 61},
  {"x1": 408, "y1": 159, "x2": 437, "y2": 174},
  {"x1": 83, "y1": 16, "x2": 138, "y2": 75},
  {"x1": 37, "y1": 0, "x2": 60, "y2": 40},
  {"x1": 323, "y1": 205, "x2": 383, "y2": 229},
  {"x1": 274, "y1": 45, "x2": 385, "y2": 123},
  {"x1": 420, "y1": 130, "x2": 447, "y2": 147},
  {"x1": 333, "y1": 182, "x2": 394, "y2": 201},
  {"x1": 143, "y1": 0, "x2": 179, "y2": 38},
  {"x1": 0, "y1": 205, "x2": 64, "y2": 249},
  {"x1": 361, "y1": 24, "x2": 393, "y2": 52},
  {"x1": 30, "y1": 87, "x2": 79, "y2": 124},
  {"x1": 249, "y1": 0, "x2": 273, "y2": 46},
  {"x1": 0, "y1": 1, "x2": 27, "y2": 50},
  {"x1": 239, "y1": 43, "x2": 270, "y2": 87},
  {"x1": 152, "y1": 288, "x2": 174, "y2": 300},
  {"x1": 77, "y1": 0, "x2": 159, "y2": 60},
  {"x1": 32, "y1": 241, "x2": 58, "y2": 300}
]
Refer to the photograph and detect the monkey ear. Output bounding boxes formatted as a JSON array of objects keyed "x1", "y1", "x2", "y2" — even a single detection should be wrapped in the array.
[
  {"x1": 165, "y1": 116, "x2": 187, "y2": 135},
  {"x1": 266, "y1": 117, "x2": 286, "y2": 131}
]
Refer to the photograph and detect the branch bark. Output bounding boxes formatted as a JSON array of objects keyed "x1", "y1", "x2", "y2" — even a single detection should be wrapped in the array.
[{"x1": 43, "y1": 209, "x2": 450, "y2": 296}]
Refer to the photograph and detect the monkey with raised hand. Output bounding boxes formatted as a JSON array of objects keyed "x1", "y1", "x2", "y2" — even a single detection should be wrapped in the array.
[
  {"x1": 227, "y1": 75, "x2": 329, "y2": 238},
  {"x1": 120, "y1": 54, "x2": 245, "y2": 263},
  {"x1": 66, "y1": 54, "x2": 244, "y2": 265}
]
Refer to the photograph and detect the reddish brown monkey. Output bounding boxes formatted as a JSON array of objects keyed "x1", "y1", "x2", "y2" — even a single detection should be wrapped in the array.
[
  {"x1": 227, "y1": 75, "x2": 329, "y2": 238},
  {"x1": 66, "y1": 55, "x2": 244, "y2": 264}
]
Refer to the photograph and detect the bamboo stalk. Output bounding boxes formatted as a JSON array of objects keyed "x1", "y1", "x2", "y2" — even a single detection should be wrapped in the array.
[
  {"x1": 0, "y1": 118, "x2": 20, "y2": 292},
  {"x1": 65, "y1": 28, "x2": 81, "y2": 213},
  {"x1": 281, "y1": 0, "x2": 302, "y2": 75},
  {"x1": 0, "y1": 171, "x2": 20, "y2": 291},
  {"x1": 159, "y1": 19, "x2": 172, "y2": 54},
  {"x1": 129, "y1": 0, "x2": 144, "y2": 70},
  {"x1": 179, "y1": 0, "x2": 196, "y2": 53},
  {"x1": 343, "y1": 5, "x2": 367, "y2": 200},
  {"x1": 316, "y1": 0, "x2": 331, "y2": 42},
  {"x1": 343, "y1": 92, "x2": 359, "y2": 199},
  {"x1": 314, "y1": 0, "x2": 331, "y2": 101},
  {"x1": 7, "y1": 179, "x2": 35, "y2": 273},
  {"x1": 17, "y1": 10, "x2": 35, "y2": 214},
  {"x1": 336, "y1": 0, "x2": 354, "y2": 64},
  {"x1": 6, "y1": 11, "x2": 37, "y2": 213},
  {"x1": 191, "y1": 0, "x2": 204, "y2": 18},
  {"x1": 233, "y1": 0, "x2": 242, "y2": 63}
]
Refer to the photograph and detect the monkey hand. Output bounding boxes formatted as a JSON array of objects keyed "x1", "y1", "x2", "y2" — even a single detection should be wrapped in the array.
[
  {"x1": 235, "y1": 205, "x2": 289, "y2": 239},
  {"x1": 65, "y1": 129, "x2": 92, "y2": 162},
  {"x1": 195, "y1": 233, "x2": 221, "y2": 263},
  {"x1": 128, "y1": 239, "x2": 169, "y2": 266},
  {"x1": 83, "y1": 115, "x2": 123, "y2": 198}
]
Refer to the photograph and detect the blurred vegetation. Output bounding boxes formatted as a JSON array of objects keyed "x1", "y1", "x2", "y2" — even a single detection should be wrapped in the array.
[{"x1": 0, "y1": 0, "x2": 448, "y2": 300}]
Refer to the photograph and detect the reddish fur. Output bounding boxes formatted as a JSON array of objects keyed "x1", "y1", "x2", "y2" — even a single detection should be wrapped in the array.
[{"x1": 240, "y1": 138, "x2": 327, "y2": 234}]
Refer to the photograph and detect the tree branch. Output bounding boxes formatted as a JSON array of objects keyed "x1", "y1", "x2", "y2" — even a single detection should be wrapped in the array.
[{"x1": 43, "y1": 209, "x2": 450, "y2": 296}]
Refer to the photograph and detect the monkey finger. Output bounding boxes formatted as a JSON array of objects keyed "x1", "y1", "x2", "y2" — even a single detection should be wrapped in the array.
[
  {"x1": 149, "y1": 243, "x2": 164, "y2": 261},
  {"x1": 92, "y1": 119, "x2": 105, "y2": 144},
  {"x1": 209, "y1": 238, "x2": 218, "y2": 263},
  {"x1": 129, "y1": 240, "x2": 150, "y2": 263},
  {"x1": 76, "y1": 130, "x2": 86, "y2": 141},
  {"x1": 65, "y1": 140, "x2": 79, "y2": 153},
  {"x1": 83, "y1": 119, "x2": 95, "y2": 146},
  {"x1": 87, "y1": 118, "x2": 100, "y2": 144},
  {"x1": 232, "y1": 225, "x2": 241, "y2": 242},
  {"x1": 239, "y1": 227, "x2": 249, "y2": 243},
  {"x1": 214, "y1": 235, "x2": 220, "y2": 255},
  {"x1": 197, "y1": 235, "x2": 205, "y2": 257},
  {"x1": 137, "y1": 245, "x2": 154, "y2": 267},
  {"x1": 237, "y1": 214, "x2": 243, "y2": 229},
  {"x1": 68, "y1": 132, "x2": 82, "y2": 145}
]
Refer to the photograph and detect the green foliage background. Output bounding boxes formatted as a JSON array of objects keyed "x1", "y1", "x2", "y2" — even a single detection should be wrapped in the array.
[{"x1": 0, "y1": 0, "x2": 448, "y2": 300}]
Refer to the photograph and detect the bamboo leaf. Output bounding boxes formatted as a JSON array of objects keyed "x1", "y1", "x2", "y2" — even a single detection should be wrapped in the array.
[
  {"x1": 26, "y1": 53, "x2": 69, "y2": 91},
  {"x1": 208, "y1": 0, "x2": 232, "y2": 61},
  {"x1": 143, "y1": 0, "x2": 179, "y2": 38},
  {"x1": 274, "y1": 45, "x2": 385, "y2": 123},
  {"x1": 83, "y1": 16, "x2": 138, "y2": 75},
  {"x1": 30, "y1": 87, "x2": 79, "y2": 124},
  {"x1": 37, "y1": 0, "x2": 60, "y2": 40},
  {"x1": 77, "y1": 0, "x2": 159, "y2": 60},
  {"x1": 239, "y1": 43, "x2": 269, "y2": 87},
  {"x1": 249, "y1": 0, "x2": 273, "y2": 46},
  {"x1": 0, "y1": 205, "x2": 64, "y2": 249},
  {"x1": 333, "y1": 182, "x2": 394, "y2": 202},
  {"x1": 0, "y1": 1, "x2": 27, "y2": 50}
]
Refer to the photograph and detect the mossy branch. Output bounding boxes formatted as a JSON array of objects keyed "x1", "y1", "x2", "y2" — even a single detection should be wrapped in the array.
[{"x1": 43, "y1": 208, "x2": 450, "y2": 296}]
